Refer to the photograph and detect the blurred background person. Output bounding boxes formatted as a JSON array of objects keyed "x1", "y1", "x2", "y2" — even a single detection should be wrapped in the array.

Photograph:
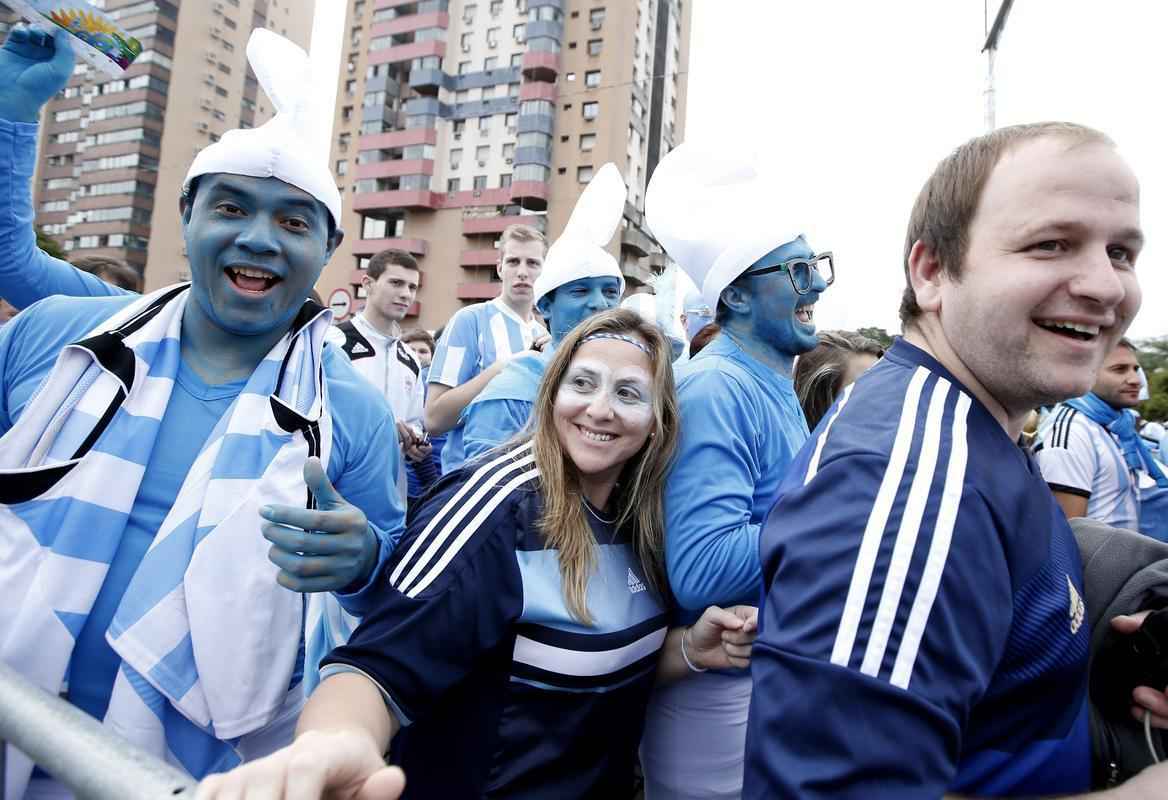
[
  {"x1": 793, "y1": 330, "x2": 885, "y2": 429},
  {"x1": 72, "y1": 255, "x2": 142, "y2": 293}
]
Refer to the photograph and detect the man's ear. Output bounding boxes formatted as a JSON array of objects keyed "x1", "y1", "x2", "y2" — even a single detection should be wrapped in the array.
[
  {"x1": 906, "y1": 239, "x2": 945, "y2": 315},
  {"x1": 179, "y1": 194, "x2": 193, "y2": 226},
  {"x1": 536, "y1": 293, "x2": 553, "y2": 319},
  {"x1": 719, "y1": 282, "x2": 750, "y2": 317},
  {"x1": 325, "y1": 226, "x2": 345, "y2": 261},
  {"x1": 496, "y1": 259, "x2": 505, "y2": 281}
]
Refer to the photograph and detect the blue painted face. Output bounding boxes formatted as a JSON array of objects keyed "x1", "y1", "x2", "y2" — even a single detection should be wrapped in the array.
[
  {"x1": 743, "y1": 235, "x2": 827, "y2": 357},
  {"x1": 537, "y1": 276, "x2": 622, "y2": 344},
  {"x1": 181, "y1": 173, "x2": 340, "y2": 336}
]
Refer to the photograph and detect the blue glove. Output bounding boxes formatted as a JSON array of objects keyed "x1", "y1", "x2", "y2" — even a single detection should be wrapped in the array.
[
  {"x1": 259, "y1": 457, "x2": 381, "y2": 593},
  {"x1": 0, "y1": 25, "x2": 75, "y2": 123}
]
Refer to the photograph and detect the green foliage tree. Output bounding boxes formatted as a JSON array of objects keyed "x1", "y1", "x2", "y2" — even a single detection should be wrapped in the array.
[
  {"x1": 856, "y1": 326, "x2": 894, "y2": 349},
  {"x1": 36, "y1": 230, "x2": 66, "y2": 261},
  {"x1": 1138, "y1": 336, "x2": 1168, "y2": 422}
]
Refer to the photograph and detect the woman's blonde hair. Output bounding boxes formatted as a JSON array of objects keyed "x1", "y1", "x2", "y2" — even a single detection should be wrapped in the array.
[{"x1": 528, "y1": 308, "x2": 679, "y2": 624}]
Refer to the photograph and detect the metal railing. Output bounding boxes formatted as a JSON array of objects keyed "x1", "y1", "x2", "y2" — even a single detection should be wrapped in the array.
[{"x1": 0, "y1": 662, "x2": 197, "y2": 800}]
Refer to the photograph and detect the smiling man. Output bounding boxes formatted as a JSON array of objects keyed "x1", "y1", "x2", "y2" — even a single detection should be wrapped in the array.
[
  {"x1": 745, "y1": 123, "x2": 1168, "y2": 798},
  {"x1": 0, "y1": 28, "x2": 404, "y2": 796},
  {"x1": 638, "y1": 144, "x2": 834, "y2": 799},
  {"x1": 1036, "y1": 339, "x2": 1167, "y2": 532},
  {"x1": 424, "y1": 223, "x2": 549, "y2": 473},
  {"x1": 461, "y1": 163, "x2": 627, "y2": 462}
]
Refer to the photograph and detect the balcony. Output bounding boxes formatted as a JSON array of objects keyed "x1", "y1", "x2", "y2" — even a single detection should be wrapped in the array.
[
  {"x1": 457, "y1": 281, "x2": 502, "y2": 301},
  {"x1": 509, "y1": 180, "x2": 549, "y2": 211},
  {"x1": 519, "y1": 81, "x2": 557, "y2": 102},
  {"x1": 351, "y1": 237, "x2": 429, "y2": 256},
  {"x1": 353, "y1": 189, "x2": 439, "y2": 210},
  {"x1": 459, "y1": 248, "x2": 500, "y2": 267},
  {"x1": 359, "y1": 128, "x2": 436, "y2": 151},
  {"x1": 370, "y1": 11, "x2": 448, "y2": 37},
  {"x1": 461, "y1": 214, "x2": 546, "y2": 236},
  {"x1": 521, "y1": 51, "x2": 559, "y2": 82},
  {"x1": 368, "y1": 39, "x2": 445, "y2": 66},
  {"x1": 441, "y1": 187, "x2": 513, "y2": 208},
  {"x1": 620, "y1": 225, "x2": 656, "y2": 259}
]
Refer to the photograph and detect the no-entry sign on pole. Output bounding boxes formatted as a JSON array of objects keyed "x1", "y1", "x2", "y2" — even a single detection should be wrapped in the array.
[{"x1": 328, "y1": 288, "x2": 352, "y2": 321}]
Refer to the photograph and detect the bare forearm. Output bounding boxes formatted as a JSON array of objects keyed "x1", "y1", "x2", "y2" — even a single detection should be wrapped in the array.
[
  {"x1": 425, "y1": 362, "x2": 506, "y2": 433},
  {"x1": 655, "y1": 626, "x2": 710, "y2": 685},
  {"x1": 295, "y1": 671, "x2": 398, "y2": 752}
]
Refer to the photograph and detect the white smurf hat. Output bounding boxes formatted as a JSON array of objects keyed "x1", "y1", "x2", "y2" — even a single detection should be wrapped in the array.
[
  {"x1": 533, "y1": 162, "x2": 627, "y2": 305},
  {"x1": 645, "y1": 143, "x2": 803, "y2": 311},
  {"x1": 184, "y1": 29, "x2": 341, "y2": 228}
]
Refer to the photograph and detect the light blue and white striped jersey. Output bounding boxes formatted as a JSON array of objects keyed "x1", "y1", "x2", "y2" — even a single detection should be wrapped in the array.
[{"x1": 428, "y1": 297, "x2": 546, "y2": 474}]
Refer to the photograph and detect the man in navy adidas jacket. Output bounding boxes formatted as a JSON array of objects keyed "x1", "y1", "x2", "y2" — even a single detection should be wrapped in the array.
[{"x1": 745, "y1": 123, "x2": 1168, "y2": 798}]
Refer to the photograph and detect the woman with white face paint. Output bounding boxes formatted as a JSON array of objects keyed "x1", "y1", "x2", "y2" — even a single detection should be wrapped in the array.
[{"x1": 198, "y1": 308, "x2": 759, "y2": 800}]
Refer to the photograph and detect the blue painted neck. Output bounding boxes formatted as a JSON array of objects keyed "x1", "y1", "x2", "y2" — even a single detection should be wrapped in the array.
[
  {"x1": 720, "y1": 319, "x2": 797, "y2": 378},
  {"x1": 180, "y1": 296, "x2": 290, "y2": 385}
]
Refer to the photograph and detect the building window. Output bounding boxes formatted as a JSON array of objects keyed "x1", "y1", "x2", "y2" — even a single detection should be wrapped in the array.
[
  {"x1": 509, "y1": 82, "x2": 520, "y2": 97},
  {"x1": 461, "y1": 32, "x2": 472, "y2": 52},
  {"x1": 478, "y1": 115, "x2": 492, "y2": 134},
  {"x1": 476, "y1": 144, "x2": 490, "y2": 164},
  {"x1": 590, "y1": 7, "x2": 606, "y2": 30},
  {"x1": 473, "y1": 174, "x2": 488, "y2": 190},
  {"x1": 336, "y1": 159, "x2": 348, "y2": 176},
  {"x1": 513, "y1": 23, "x2": 525, "y2": 42},
  {"x1": 587, "y1": 39, "x2": 602, "y2": 56},
  {"x1": 453, "y1": 119, "x2": 465, "y2": 139},
  {"x1": 345, "y1": 79, "x2": 357, "y2": 95},
  {"x1": 484, "y1": 56, "x2": 498, "y2": 71},
  {"x1": 458, "y1": 60, "x2": 471, "y2": 75},
  {"x1": 462, "y1": 3, "x2": 476, "y2": 23},
  {"x1": 490, "y1": 0, "x2": 503, "y2": 15},
  {"x1": 505, "y1": 112, "x2": 518, "y2": 130},
  {"x1": 450, "y1": 148, "x2": 462, "y2": 169},
  {"x1": 582, "y1": 101, "x2": 599, "y2": 120},
  {"x1": 447, "y1": 178, "x2": 461, "y2": 192},
  {"x1": 486, "y1": 27, "x2": 499, "y2": 48},
  {"x1": 500, "y1": 173, "x2": 512, "y2": 188},
  {"x1": 455, "y1": 89, "x2": 469, "y2": 103},
  {"x1": 342, "y1": 105, "x2": 354, "y2": 121},
  {"x1": 579, "y1": 133, "x2": 596, "y2": 151},
  {"x1": 511, "y1": 52, "x2": 523, "y2": 66},
  {"x1": 502, "y1": 142, "x2": 515, "y2": 161},
  {"x1": 585, "y1": 70, "x2": 601, "y2": 88}
]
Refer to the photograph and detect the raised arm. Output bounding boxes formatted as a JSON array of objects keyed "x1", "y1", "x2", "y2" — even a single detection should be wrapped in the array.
[{"x1": 0, "y1": 27, "x2": 131, "y2": 308}]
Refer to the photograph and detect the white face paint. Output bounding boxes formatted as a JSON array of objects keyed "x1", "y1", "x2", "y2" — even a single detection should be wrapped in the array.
[{"x1": 552, "y1": 338, "x2": 656, "y2": 506}]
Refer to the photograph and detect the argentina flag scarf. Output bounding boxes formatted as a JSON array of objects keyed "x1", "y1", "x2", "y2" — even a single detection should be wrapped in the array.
[{"x1": 0, "y1": 284, "x2": 333, "y2": 796}]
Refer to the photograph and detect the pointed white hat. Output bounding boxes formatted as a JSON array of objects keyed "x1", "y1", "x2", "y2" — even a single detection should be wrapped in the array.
[
  {"x1": 533, "y1": 162, "x2": 626, "y2": 305},
  {"x1": 646, "y1": 143, "x2": 804, "y2": 311},
  {"x1": 184, "y1": 29, "x2": 341, "y2": 228}
]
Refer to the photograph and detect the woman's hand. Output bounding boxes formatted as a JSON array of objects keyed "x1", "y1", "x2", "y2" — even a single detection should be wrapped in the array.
[
  {"x1": 687, "y1": 605, "x2": 759, "y2": 671},
  {"x1": 196, "y1": 729, "x2": 405, "y2": 800}
]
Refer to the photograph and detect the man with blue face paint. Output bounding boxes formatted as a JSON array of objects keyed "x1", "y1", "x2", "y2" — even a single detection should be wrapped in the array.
[
  {"x1": 638, "y1": 144, "x2": 833, "y2": 799},
  {"x1": 0, "y1": 28, "x2": 404, "y2": 796},
  {"x1": 674, "y1": 283, "x2": 714, "y2": 365},
  {"x1": 461, "y1": 163, "x2": 627, "y2": 461}
]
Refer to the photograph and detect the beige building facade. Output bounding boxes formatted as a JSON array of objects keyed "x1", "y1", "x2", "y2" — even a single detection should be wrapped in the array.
[
  {"x1": 26, "y1": 0, "x2": 315, "y2": 290},
  {"x1": 317, "y1": 0, "x2": 691, "y2": 329}
]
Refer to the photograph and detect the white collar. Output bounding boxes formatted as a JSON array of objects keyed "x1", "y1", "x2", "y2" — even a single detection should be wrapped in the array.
[
  {"x1": 353, "y1": 312, "x2": 400, "y2": 342},
  {"x1": 489, "y1": 295, "x2": 543, "y2": 331}
]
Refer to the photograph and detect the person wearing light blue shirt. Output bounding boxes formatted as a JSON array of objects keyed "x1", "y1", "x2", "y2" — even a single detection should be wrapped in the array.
[
  {"x1": 424, "y1": 225, "x2": 549, "y2": 474},
  {"x1": 461, "y1": 165, "x2": 630, "y2": 462},
  {"x1": 638, "y1": 144, "x2": 834, "y2": 799}
]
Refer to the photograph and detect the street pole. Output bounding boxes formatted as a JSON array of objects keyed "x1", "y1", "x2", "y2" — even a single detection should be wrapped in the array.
[{"x1": 982, "y1": 0, "x2": 1016, "y2": 132}]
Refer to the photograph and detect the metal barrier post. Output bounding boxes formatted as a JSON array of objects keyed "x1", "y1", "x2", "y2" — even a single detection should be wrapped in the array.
[{"x1": 0, "y1": 662, "x2": 197, "y2": 800}]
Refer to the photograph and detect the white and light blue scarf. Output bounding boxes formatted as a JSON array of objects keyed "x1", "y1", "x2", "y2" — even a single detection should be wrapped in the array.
[
  {"x1": 1066, "y1": 392, "x2": 1168, "y2": 488},
  {"x1": 0, "y1": 284, "x2": 333, "y2": 796}
]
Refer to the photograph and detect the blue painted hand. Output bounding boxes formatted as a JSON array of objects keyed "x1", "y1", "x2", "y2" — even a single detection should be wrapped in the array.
[
  {"x1": 0, "y1": 26, "x2": 75, "y2": 124},
  {"x1": 259, "y1": 457, "x2": 379, "y2": 593}
]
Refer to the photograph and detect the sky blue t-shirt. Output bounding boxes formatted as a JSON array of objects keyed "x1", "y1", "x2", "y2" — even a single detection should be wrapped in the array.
[{"x1": 0, "y1": 293, "x2": 406, "y2": 725}]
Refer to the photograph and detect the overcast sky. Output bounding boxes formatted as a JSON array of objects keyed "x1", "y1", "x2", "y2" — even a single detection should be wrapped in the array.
[
  {"x1": 684, "y1": 1, "x2": 1168, "y2": 340},
  {"x1": 311, "y1": 1, "x2": 1167, "y2": 340}
]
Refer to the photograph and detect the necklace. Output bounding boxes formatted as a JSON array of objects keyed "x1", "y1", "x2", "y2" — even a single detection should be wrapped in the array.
[{"x1": 582, "y1": 498, "x2": 616, "y2": 525}]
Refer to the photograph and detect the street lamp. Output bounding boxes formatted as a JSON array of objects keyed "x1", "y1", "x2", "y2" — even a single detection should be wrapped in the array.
[{"x1": 982, "y1": 0, "x2": 1016, "y2": 132}]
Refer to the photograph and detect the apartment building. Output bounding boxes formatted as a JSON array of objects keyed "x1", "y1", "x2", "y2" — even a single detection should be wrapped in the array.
[
  {"x1": 25, "y1": 0, "x2": 315, "y2": 289},
  {"x1": 318, "y1": 0, "x2": 691, "y2": 328}
]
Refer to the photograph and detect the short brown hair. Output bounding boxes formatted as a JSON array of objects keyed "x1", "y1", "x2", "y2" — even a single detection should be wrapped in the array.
[
  {"x1": 689, "y1": 322, "x2": 721, "y2": 358},
  {"x1": 366, "y1": 248, "x2": 419, "y2": 281},
  {"x1": 900, "y1": 122, "x2": 1113, "y2": 328},
  {"x1": 72, "y1": 255, "x2": 142, "y2": 293},
  {"x1": 498, "y1": 223, "x2": 547, "y2": 256},
  {"x1": 401, "y1": 327, "x2": 435, "y2": 352}
]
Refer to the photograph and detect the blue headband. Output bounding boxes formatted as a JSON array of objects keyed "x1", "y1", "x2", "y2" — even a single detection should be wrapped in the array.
[{"x1": 579, "y1": 332, "x2": 652, "y2": 356}]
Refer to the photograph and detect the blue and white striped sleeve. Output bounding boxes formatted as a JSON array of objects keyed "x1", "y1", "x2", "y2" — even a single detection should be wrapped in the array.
[
  {"x1": 428, "y1": 307, "x2": 480, "y2": 389},
  {"x1": 744, "y1": 388, "x2": 1013, "y2": 799},
  {"x1": 1035, "y1": 410, "x2": 1096, "y2": 498}
]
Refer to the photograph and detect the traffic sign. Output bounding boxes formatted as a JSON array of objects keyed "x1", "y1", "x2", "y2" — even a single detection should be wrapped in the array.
[{"x1": 328, "y1": 288, "x2": 352, "y2": 320}]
